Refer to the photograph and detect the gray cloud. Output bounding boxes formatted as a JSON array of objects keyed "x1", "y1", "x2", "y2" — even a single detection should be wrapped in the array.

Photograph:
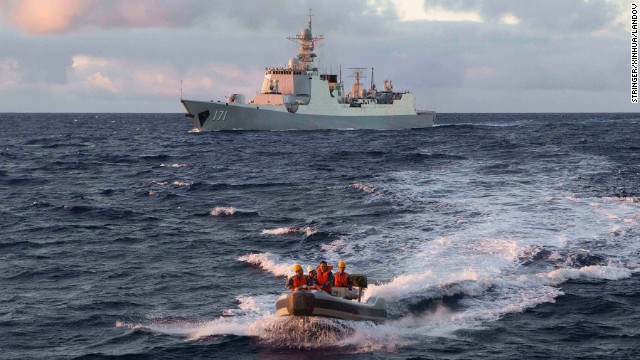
[
  {"x1": 0, "y1": 0, "x2": 633, "y2": 112},
  {"x1": 424, "y1": 0, "x2": 620, "y2": 33}
]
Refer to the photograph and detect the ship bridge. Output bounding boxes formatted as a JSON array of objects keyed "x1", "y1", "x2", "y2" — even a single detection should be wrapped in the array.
[{"x1": 251, "y1": 11, "x2": 326, "y2": 106}]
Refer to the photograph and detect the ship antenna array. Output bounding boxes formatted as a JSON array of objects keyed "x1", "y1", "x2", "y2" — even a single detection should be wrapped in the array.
[
  {"x1": 347, "y1": 68, "x2": 368, "y2": 81},
  {"x1": 286, "y1": 9, "x2": 324, "y2": 70}
]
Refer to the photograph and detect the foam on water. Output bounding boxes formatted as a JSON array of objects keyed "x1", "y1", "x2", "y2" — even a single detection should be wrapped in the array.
[
  {"x1": 116, "y1": 122, "x2": 639, "y2": 353},
  {"x1": 210, "y1": 151, "x2": 638, "y2": 348},
  {"x1": 210, "y1": 207, "x2": 237, "y2": 217},
  {"x1": 100, "y1": 149, "x2": 640, "y2": 348},
  {"x1": 262, "y1": 226, "x2": 318, "y2": 236},
  {"x1": 172, "y1": 180, "x2": 191, "y2": 187},
  {"x1": 348, "y1": 183, "x2": 376, "y2": 194},
  {"x1": 118, "y1": 295, "x2": 408, "y2": 352},
  {"x1": 238, "y1": 252, "x2": 295, "y2": 278},
  {"x1": 124, "y1": 259, "x2": 636, "y2": 352},
  {"x1": 262, "y1": 227, "x2": 298, "y2": 235}
]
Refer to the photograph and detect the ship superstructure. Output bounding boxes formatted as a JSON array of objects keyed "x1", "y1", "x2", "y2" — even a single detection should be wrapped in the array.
[{"x1": 181, "y1": 12, "x2": 435, "y2": 131}]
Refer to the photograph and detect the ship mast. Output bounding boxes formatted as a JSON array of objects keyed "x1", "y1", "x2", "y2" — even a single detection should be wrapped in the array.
[
  {"x1": 348, "y1": 68, "x2": 367, "y2": 99},
  {"x1": 370, "y1": 67, "x2": 376, "y2": 94},
  {"x1": 287, "y1": 10, "x2": 324, "y2": 71}
]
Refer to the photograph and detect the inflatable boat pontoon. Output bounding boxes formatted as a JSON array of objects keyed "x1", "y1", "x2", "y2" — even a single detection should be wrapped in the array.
[{"x1": 275, "y1": 275, "x2": 387, "y2": 323}]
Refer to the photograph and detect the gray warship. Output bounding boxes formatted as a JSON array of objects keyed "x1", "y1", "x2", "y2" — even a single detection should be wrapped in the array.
[{"x1": 181, "y1": 13, "x2": 435, "y2": 131}]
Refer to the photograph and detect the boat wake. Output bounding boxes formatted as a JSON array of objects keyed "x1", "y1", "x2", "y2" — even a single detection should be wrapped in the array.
[
  {"x1": 116, "y1": 258, "x2": 637, "y2": 353},
  {"x1": 118, "y1": 150, "x2": 640, "y2": 353},
  {"x1": 116, "y1": 307, "x2": 402, "y2": 352}
]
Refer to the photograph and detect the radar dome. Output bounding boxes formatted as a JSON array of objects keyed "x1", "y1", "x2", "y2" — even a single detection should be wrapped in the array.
[{"x1": 288, "y1": 58, "x2": 300, "y2": 69}]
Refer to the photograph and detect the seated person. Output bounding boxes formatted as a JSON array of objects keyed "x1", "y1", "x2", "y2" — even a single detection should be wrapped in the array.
[
  {"x1": 333, "y1": 261, "x2": 352, "y2": 290},
  {"x1": 306, "y1": 265, "x2": 318, "y2": 288},
  {"x1": 315, "y1": 260, "x2": 334, "y2": 293},
  {"x1": 285, "y1": 264, "x2": 307, "y2": 291}
]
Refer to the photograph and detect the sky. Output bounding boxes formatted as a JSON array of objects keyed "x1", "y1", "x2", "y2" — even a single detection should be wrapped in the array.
[{"x1": 0, "y1": 0, "x2": 635, "y2": 113}]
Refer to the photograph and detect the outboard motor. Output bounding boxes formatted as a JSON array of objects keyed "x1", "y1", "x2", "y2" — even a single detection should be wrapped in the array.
[{"x1": 349, "y1": 274, "x2": 368, "y2": 302}]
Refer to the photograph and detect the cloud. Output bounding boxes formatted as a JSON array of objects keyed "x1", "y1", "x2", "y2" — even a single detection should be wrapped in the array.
[
  {"x1": 609, "y1": 0, "x2": 634, "y2": 32},
  {"x1": 65, "y1": 54, "x2": 261, "y2": 101},
  {"x1": 71, "y1": 55, "x2": 110, "y2": 71},
  {"x1": 87, "y1": 71, "x2": 118, "y2": 92},
  {"x1": 181, "y1": 64, "x2": 263, "y2": 100},
  {"x1": 0, "y1": 0, "x2": 90, "y2": 34},
  {"x1": 0, "y1": 52, "x2": 263, "y2": 111},
  {"x1": 499, "y1": 13, "x2": 519, "y2": 25},
  {"x1": 0, "y1": 0, "x2": 199, "y2": 35},
  {"x1": 0, "y1": 58, "x2": 22, "y2": 90},
  {"x1": 390, "y1": 0, "x2": 482, "y2": 22},
  {"x1": 0, "y1": 0, "x2": 628, "y2": 38},
  {"x1": 0, "y1": 0, "x2": 405, "y2": 37},
  {"x1": 0, "y1": 1, "x2": 633, "y2": 112},
  {"x1": 420, "y1": 0, "x2": 622, "y2": 33}
]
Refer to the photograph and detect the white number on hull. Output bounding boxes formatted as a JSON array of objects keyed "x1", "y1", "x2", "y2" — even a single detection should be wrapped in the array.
[{"x1": 213, "y1": 110, "x2": 227, "y2": 121}]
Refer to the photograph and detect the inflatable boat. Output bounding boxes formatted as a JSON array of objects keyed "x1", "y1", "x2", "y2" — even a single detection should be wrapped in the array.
[{"x1": 275, "y1": 275, "x2": 387, "y2": 323}]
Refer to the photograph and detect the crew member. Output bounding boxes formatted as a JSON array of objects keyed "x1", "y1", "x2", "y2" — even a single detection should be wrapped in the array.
[
  {"x1": 306, "y1": 265, "x2": 318, "y2": 289},
  {"x1": 333, "y1": 261, "x2": 352, "y2": 290},
  {"x1": 286, "y1": 264, "x2": 307, "y2": 292},
  {"x1": 315, "y1": 260, "x2": 334, "y2": 293}
]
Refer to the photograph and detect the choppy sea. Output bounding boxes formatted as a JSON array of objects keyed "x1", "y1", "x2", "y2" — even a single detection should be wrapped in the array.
[{"x1": 1, "y1": 113, "x2": 639, "y2": 359}]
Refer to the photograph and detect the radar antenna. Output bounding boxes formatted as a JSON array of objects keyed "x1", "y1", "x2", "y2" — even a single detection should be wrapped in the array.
[
  {"x1": 348, "y1": 67, "x2": 367, "y2": 99},
  {"x1": 287, "y1": 9, "x2": 324, "y2": 71}
]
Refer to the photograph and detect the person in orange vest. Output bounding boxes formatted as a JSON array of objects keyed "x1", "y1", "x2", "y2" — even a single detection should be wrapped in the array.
[
  {"x1": 286, "y1": 263, "x2": 307, "y2": 292},
  {"x1": 333, "y1": 261, "x2": 352, "y2": 290},
  {"x1": 315, "y1": 260, "x2": 334, "y2": 293}
]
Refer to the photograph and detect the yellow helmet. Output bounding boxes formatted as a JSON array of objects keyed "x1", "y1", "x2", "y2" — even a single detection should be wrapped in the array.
[
  {"x1": 293, "y1": 264, "x2": 303, "y2": 272},
  {"x1": 338, "y1": 261, "x2": 346, "y2": 268}
]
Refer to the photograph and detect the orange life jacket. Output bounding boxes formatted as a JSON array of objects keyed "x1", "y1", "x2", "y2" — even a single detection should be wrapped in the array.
[
  {"x1": 334, "y1": 271, "x2": 349, "y2": 287},
  {"x1": 291, "y1": 275, "x2": 307, "y2": 291},
  {"x1": 316, "y1": 266, "x2": 333, "y2": 293}
]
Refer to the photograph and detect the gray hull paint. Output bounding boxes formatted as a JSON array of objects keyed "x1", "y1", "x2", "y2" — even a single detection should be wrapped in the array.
[
  {"x1": 182, "y1": 100, "x2": 435, "y2": 131},
  {"x1": 275, "y1": 290, "x2": 387, "y2": 322}
]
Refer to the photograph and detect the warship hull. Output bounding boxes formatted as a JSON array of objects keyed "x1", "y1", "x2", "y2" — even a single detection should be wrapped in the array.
[
  {"x1": 180, "y1": 13, "x2": 436, "y2": 131},
  {"x1": 182, "y1": 99, "x2": 435, "y2": 131}
]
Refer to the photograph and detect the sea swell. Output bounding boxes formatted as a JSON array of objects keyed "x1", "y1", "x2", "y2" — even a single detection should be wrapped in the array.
[{"x1": 1, "y1": 113, "x2": 639, "y2": 359}]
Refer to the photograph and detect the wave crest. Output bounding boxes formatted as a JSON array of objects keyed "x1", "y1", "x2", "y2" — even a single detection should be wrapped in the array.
[
  {"x1": 262, "y1": 226, "x2": 318, "y2": 236},
  {"x1": 238, "y1": 252, "x2": 292, "y2": 277},
  {"x1": 348, "y1": 183, "x2": 376, "y2": 194},
  {"x1": 210, "y1": 207, "x2": 236, "y2": 217}
]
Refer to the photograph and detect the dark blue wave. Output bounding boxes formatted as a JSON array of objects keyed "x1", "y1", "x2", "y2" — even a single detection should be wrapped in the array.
[{"x1": 2, "y1": 113, "x2": 640, "y2": 360}]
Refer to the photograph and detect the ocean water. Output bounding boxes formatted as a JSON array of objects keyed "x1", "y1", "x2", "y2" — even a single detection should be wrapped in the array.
[{"x1": 1, "y1": 113, "x2": 639, "y2": 359}]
